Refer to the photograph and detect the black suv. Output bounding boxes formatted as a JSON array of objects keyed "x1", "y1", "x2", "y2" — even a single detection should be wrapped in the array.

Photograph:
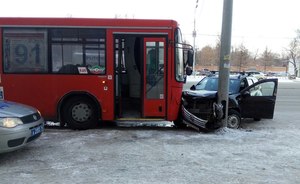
[{"x1": 178, "y1": 75, "x2": 278, "y2": 130}]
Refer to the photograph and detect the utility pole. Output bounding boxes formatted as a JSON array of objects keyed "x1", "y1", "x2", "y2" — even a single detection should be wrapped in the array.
[
  {"x1": 193, "y1": 0, "x2": 198, "y2": 76},
  {"x1": 218, "y1": 0, "x2": 233, "y2": 128}
]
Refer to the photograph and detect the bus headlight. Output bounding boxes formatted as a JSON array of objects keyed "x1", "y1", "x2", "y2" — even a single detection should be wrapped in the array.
[{"x1": 0, "y1": 118, "x2": 23, "y2": 128}]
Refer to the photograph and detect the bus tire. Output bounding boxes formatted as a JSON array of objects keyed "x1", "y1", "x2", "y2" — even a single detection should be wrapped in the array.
[{"x1": 62, "y1": 96, "x2": 98, "y2": 130}]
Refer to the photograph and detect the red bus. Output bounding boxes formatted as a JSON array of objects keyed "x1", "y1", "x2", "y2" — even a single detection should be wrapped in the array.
[{"x1": 0, "y1": 17, "x2": 193, "y2": 129}]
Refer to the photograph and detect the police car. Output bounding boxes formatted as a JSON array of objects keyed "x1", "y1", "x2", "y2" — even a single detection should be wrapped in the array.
[{"x1": 0, "y1": 100, "x2": 44, "y2": 153}]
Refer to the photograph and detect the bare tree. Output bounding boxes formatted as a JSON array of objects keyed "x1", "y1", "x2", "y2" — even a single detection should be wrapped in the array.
[
  {"x1": 231, "y1": 43, "x2": 250, "y2": 72},
  {"x1": 198, "y1": 40, "x2": 221, "y2": 67},
  {"x1": 253, "y1": 49, "x2": 259, "y2": 62},
  {"x1": 285, "y1": 37, "x2": 299, "y2": 77},
  {"x1": 198, "y1": 45, "x2": 215, "y2": 66},
  {"x1": 261, "y1": 47, "x2": 273, "y2": 73}
]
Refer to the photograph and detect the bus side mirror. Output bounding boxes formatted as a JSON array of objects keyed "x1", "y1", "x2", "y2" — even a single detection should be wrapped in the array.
[
  {"x1": 186, "y1": 50, "x2": 194, "y2": 67},
  {"x1": 186, "y1": 67, "x2": 192, "y2": 76}
]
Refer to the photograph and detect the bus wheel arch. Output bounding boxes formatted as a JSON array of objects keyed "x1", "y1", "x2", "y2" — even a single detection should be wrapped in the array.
[{"x1": 58, "y1": 92, "x2": 102, "y2": 129}]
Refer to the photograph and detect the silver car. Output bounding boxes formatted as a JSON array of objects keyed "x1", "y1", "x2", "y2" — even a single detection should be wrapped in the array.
[{"x1": 0, "y1": 100, "x2": 44, "y2": 153}]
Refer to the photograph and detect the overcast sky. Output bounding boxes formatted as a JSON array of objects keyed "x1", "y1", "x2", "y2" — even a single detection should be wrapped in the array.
[{"x1": 1, "y1": 0, "x2": 299, "y2": 55}]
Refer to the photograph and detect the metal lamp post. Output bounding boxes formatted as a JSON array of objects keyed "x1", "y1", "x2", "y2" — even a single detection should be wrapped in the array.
[
  {"x1": 193, "y1": 0, "x2": 198, "y2": 76},
  {"x1": 218, "y1": 0, "x2": 233, "y2": 128}
]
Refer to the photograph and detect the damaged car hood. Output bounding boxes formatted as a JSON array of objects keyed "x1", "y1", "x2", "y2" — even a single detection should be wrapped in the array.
[{"x1": 182, "y1": 90, "x2": 217, "y2": 99}]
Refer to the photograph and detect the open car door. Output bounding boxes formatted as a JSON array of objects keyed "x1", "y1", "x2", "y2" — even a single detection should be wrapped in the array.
[{"x1": 239, "y1": 78, "x2": 278, "y2": 119}]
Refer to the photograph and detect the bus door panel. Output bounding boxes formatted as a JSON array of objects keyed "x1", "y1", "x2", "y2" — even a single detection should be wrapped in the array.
[{"x1": 143, "y1": 38, "x2": 166, "y2": 117}]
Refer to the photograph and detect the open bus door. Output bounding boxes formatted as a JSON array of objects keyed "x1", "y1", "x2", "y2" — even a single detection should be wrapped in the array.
[
  {"x1": 143, "y1": 38, "x2": 166, "y2": 117},
  {"x1": 114, "y1": 36, "x2": 166, "y2": 119}
]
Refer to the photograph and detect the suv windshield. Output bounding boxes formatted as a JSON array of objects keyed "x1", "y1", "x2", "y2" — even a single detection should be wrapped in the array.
[{"x1": 195, "y1": 77, "x2": 241, "y2": 94}]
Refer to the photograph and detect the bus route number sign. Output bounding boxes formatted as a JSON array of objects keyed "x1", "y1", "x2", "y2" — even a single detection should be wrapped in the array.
[{"x1": 3, "y1": 30, "x2": 47, "y2": 72}]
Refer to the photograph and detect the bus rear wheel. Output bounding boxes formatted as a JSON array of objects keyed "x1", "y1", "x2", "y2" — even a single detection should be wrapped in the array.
[{"x1": 62, "y1": 96, "x2": 98, "y2": 130}]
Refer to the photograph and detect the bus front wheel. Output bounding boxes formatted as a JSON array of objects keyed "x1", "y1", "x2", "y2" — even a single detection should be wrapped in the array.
[{"x1": 62, "y1": 96, "x2": 98, "y2": 130}]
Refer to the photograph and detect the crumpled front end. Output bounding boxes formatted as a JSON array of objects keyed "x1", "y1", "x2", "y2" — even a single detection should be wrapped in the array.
[{"x1": 181, "y1": 90, "x2": 221, "y2": 130}]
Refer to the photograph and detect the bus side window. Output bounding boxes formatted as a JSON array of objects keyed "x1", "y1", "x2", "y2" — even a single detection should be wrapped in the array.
[
  {"x1": 57, "y1": 64, "x2": 79, "y2": 74},
  {"x1": 50, "y1": 28, "x2": 106, "y2": 75}
]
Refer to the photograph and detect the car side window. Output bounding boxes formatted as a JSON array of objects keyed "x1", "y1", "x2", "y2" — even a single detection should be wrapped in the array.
[
  {"x1": 247, "y1": 78, "x2": 253, "y2": 86},
  {"x1": 195, "y1": 78, "x2": 208, "y2": 90},
  {"x1": 249, "y1": 81, "x2": 275, "y2": 96},
  {"x1": 260, "y1": 82, "x2": 275, "y2": 96},
  {"x1": 250, "y1": 85, "x2": 262, "y2": 96}
]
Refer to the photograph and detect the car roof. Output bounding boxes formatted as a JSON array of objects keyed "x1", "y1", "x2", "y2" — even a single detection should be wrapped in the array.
[{"x1": 206, "y1": 74, "x2": 248, "y2": 80}]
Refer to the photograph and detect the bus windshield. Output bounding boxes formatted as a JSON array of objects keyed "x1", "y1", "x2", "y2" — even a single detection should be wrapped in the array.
[{"x1": 175, "y1": 28, "x2": 185, "y2": 82}]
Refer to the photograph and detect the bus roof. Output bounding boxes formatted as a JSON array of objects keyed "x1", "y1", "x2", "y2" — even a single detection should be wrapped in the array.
[{"x1": 0, "y1": 17, "x2": 178, "y2": 29}]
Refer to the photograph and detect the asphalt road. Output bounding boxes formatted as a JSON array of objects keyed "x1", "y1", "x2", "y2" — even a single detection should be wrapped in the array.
[{"x1": 0, "y1": 81, "x2": 300, "y2": 184}]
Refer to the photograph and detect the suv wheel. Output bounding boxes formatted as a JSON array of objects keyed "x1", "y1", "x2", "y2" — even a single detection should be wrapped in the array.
[{"x1": 227, "y1": 110, "x2": 241, "y2": 129}]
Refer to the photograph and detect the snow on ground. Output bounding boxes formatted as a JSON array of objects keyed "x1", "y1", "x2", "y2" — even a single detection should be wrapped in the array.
[{"x1": 3, "y1": 117, "x2": 300, "y2": 184}]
